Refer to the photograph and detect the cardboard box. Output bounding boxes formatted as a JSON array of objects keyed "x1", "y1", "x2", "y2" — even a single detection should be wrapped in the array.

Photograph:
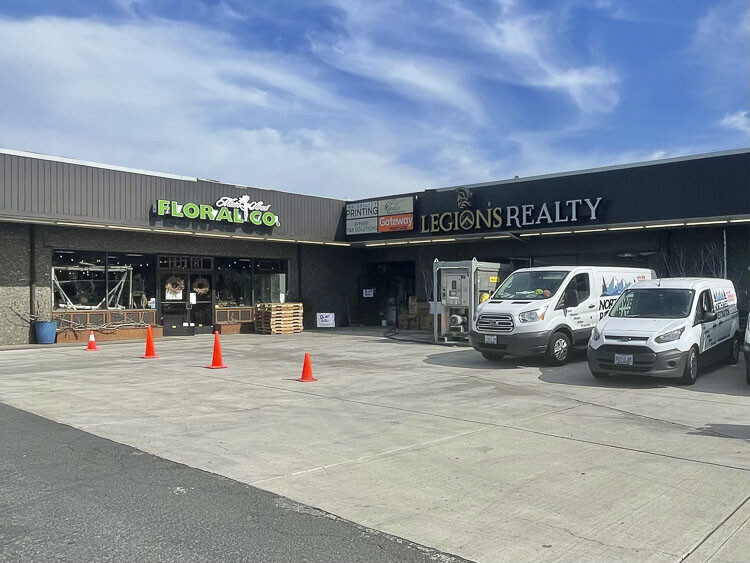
[
  {"x1": 419, "y1": 314, "x2": 434, "y2": 331},
  {"x1": 408, "y1": 296, "x2": 418, "y2": 315}
]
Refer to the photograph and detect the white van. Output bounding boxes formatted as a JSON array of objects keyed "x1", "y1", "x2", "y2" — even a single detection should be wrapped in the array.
[
  {"x1": 470, "y1": 266, "x2": 653, "y2": 365},
  {"x1": 588, "y1": 278, "x2": 741, "y2": 384}
]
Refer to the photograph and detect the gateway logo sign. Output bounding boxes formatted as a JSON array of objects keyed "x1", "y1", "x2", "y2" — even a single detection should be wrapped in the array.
[
  {"x1": 379, "y1": 214, "x2": 413, "y2": 232},
  {"x1": 346, "y1": 197, "x2": 414, "y2": 235}
]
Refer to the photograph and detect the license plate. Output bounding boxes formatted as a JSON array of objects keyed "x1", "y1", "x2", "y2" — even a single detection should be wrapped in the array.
[
  {"x1": 614, "y1": 353, "x2": 633, "y2": 366},
  {"x1": 485, "y1": 335, "x2": 497, "y2": 345}
]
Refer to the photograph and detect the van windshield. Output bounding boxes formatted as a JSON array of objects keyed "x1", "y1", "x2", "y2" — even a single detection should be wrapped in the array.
[
  {"x1": 609, "y1": 289, "x2": 694, "y2": 319},
  {"x1": 492, "y1": 270, "x2": 569, "y2": 300}
]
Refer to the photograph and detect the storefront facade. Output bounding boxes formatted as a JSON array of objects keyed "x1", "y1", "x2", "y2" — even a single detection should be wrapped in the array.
[
  {"x1": 1, "y1": 147, "x2": 748, "y2": 345},
  {"x1": 344, "y1": 150, "x2": 750, "y2": 324},
  {"x1": 0, "y1": 149, "x2": 362, "y2": 345}
]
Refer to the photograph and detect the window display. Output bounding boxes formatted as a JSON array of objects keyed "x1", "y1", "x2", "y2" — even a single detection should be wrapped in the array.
[{"x1": 53, "y1": 250, "x2": 156, "y2": 310}]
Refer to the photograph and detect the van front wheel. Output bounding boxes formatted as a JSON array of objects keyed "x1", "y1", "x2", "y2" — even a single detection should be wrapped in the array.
[
  {"x1": 547, "y1": 332, "x2": 571, "y2": 365},
  {"x1": 680, "y1": 347, "x2": 699, "y2": 385}
]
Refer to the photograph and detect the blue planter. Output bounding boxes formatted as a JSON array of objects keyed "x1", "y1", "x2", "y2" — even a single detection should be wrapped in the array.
[{"x1": 35, "y1": 320, "x2": 58, "y2": 344}]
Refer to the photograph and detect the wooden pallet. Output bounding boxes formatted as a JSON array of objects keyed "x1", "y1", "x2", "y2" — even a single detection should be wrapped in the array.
[
  {"x1": 254, "y1": 302, "x2": 304, "y2": 334},
  {"x1": 257, "y1": 327, "x2": 303, "y2": 335},
  {"x1": 256, "y1": 303, "x2": 303, "y2": 311}
]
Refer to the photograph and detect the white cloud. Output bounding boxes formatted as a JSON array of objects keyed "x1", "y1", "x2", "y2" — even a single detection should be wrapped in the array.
[
  {"x1": 719, "y1": 110, "x2": 750, "y2": 134},
  {"x1": 444, "y1": 2, "x2": 620, "y2": 113},
  {"x1": 0, "y1": 16, "x2": 436, "y2": 198},
  {"x1": 691, "y1": 0, "x2": 750, "y2": 104},
  {"x1": 311, "y1": 38, "x2": 485, "y2": 123}
]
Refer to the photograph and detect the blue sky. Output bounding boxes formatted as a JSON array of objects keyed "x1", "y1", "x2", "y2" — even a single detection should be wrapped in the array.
[{"x1": 0, "y1": 0, "x2": 747, "y2": 198}]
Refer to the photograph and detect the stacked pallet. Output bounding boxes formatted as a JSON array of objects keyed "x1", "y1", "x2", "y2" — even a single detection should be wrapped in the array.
[{"x1": 254, "y1": 302, "x2": 304, "y2": 335}]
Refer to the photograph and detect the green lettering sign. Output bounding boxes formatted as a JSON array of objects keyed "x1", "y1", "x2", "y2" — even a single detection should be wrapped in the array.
[{"x1": 154, "y1": 197, "x2": 280, "y2": 228}]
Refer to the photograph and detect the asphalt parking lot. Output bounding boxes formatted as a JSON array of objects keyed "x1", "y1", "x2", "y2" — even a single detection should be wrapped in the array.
[{"x1": 1, "y1": 329, "x2": 748, "y2": 563}]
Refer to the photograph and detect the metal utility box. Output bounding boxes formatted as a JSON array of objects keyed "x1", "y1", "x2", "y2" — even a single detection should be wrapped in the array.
[{"x1": 432, "y1": 259, "x2": 509, "y2": 343}]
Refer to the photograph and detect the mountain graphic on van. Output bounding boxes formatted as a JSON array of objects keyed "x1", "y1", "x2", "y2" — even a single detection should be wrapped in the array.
[{"x1": 601, "y1": 277, "x2": 633, "y2": 297}]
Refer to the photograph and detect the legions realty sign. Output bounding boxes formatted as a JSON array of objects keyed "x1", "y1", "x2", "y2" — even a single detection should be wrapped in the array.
[
  {"x1": 155, "y1": 197, "x2": 280, "y2": 227},
  {"x1": 419, "y1": 188, "x2": 603, "y2": 234}
]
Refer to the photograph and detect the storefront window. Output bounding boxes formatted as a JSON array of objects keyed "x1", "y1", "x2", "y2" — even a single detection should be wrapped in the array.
[
  {"x1": 254, "y1": 260, "x2": 287, "y2": 303},
  {"x1": 53, "y1": 250, "x2": 156, "y2": 310},
  {"x1": 106, "y1": 253, "x2": 157, "y2": 309},
  {"x1": 215, "y1": 258, "x2": 253, "y2": 307},
  {"x1": 214, "y1": 258, "x2": 287, "y2": 305},
  {"x1": 53, "y1": 251, "x2": 107, "y2": 310}
]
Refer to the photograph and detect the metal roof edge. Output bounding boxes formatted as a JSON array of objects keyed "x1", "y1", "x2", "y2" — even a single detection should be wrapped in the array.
[
  {"x1": 0, "y1": 147, "x2": 346, "y2": 203},
  {"x1": 0, "y1": 148, "x2": 199, "y2": 182},
  {"x1": 443, "y1": 148, "x2": 750, "y2": 191}
]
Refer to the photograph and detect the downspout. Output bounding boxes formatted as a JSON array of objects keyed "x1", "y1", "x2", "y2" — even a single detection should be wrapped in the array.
[
  {"x1": 297, "y1": 242, "x2": 302, "y2": 301},
  {"x1": 29, "y1": 225, "x2": 37, "y2": 339}
]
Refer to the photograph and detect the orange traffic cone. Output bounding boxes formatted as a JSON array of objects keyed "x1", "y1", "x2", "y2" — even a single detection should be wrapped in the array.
[
  {"x1": 141, "y1": 325, "x2": 159, "y2": 359},
  {"x1": 85, "y1": 330, "x2": 98, "y2": 351},
  {"x1": 205, "y1": 331, "x2": 228, "y2": 369},
  {"x1": 297, "y1": 353, "x2": 317, "y2": 382}
]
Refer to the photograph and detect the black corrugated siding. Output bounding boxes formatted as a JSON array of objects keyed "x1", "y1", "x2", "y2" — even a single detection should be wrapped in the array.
[{"x1": 0, "y1": 153, "x2": 345, "y2": 241}]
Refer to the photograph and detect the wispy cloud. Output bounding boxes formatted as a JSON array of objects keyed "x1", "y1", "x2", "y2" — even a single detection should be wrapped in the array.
[
  {"x1": 444, "y1": 2, "x2": 620, "y2": 113},
  {"x1": 719, "y1": 111, "x2": 750, "y2": 134},
  {"x1": 690, "y1": 0, "x2": 750, "y2": 105},
  {"x1": 0, "y1": 16, "x2": 433, "y2": 197}
]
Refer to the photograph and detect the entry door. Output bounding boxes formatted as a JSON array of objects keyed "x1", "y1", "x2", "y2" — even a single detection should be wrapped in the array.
[
  {"x1": 561, "y1": 272, "x2": 597, "y2": 342},
  {"x1": 160, "y1": 272, "x2": 214, "y2": 336},
  {"x1": 188, "y1": 273, "x2": 214, "y2": 334},
  {"x1": 696, "y1": 289, "x2": 718, "y2": 353}
]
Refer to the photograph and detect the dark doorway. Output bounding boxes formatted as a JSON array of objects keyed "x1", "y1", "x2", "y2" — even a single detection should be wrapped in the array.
[{"x1": 366, "y1": 261, "x2": 415, "y2": 326}]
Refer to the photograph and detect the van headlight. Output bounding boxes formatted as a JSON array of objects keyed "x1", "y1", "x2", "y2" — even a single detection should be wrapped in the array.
[
  {"x1": 591, "y1": 327, "x2": 601, "y2": 341},
  {"x1": 519, "y1": 307, "x2": 547, "y2": 323},
  {"x1": 654, "y1": 327, "x2": 685, "y2": 344}
]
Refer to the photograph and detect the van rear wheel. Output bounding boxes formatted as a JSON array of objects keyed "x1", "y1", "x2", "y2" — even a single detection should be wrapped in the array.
[
  {"x1": 727, "y1": 334, "x2": 740, "y2": 365},
  {"x1": 680, "y1": 347, "x2": 699, "y2": 385},
  {"x1": 547, "y1": 332, "x2": 571, "y2": 366}
]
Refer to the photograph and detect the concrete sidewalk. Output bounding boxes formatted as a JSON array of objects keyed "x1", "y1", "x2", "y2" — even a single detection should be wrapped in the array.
[{"x1": 1, "y1": 331, "x2": 748, "y2": 562}]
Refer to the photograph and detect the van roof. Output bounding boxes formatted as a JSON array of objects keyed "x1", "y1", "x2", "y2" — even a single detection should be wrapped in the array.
[
  {"x1": 514, "y1": 266, "x2": 651, "y2": 273},
  {"x1": 631, "y1": 278, "x2": 732, "y2": 290}
]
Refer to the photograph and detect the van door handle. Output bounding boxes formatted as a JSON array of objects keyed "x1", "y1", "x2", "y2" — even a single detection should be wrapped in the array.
[{"x1": 588, "y1": 304, "x2": 595, "y2": 309}]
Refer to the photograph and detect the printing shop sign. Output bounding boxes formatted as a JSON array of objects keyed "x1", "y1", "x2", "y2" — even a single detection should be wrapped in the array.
[
  {"x1": 345, "y1": 197, "x2": 414, "y2": 235},
  {"x1": 155, "y1": 196, "x2": 281, "y2": 227}
]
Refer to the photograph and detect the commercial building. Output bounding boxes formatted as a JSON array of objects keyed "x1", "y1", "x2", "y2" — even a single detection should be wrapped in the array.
[{"x1": 1, "y1": 147, "x2": 748, "y2": 345}]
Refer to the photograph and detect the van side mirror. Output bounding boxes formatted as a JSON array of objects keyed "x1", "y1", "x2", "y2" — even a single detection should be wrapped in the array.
[{"x1": 702, "y1": 311, "x2": 717, "y2": 323}]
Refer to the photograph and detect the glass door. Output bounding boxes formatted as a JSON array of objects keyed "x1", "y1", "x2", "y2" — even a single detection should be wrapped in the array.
[
  {"x1": 159, "y1": 272, "x2": 215, "y2": 335},
  {"x1": 188, "y1": 273, "x2": 214, "y2": 334},
  {"x1": 161, "y1": 271, "x2": 191, "y2": 335}
]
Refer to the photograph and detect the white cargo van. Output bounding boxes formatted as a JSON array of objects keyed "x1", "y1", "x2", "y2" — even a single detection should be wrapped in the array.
[
  {"x1": 470, "y1": 266, "x2": 653, "y2": 365},
  {"x1": 588, "y1": 278, "x2": 741, "y2": 384}
]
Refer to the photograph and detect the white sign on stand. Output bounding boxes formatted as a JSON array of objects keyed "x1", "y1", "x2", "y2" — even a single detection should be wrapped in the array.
[{"x1": 316, "y1": 313, "x2": 335, "y2": 328}]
